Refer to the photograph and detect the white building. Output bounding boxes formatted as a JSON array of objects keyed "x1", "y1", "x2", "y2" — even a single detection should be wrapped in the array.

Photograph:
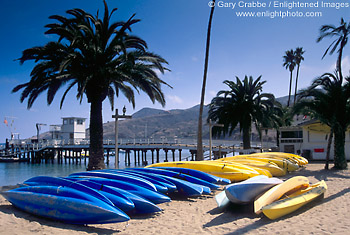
[
  {"x1": 279, "y1": 119, "x2": 350, "y2": 160},
  {"x1": 60, "y1": 117, "x2": 86, "y2": 144}
]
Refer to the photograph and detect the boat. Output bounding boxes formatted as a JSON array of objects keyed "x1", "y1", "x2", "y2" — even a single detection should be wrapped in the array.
[
  {"x1": 212, "y1": 161, "x2": 272, "y2": 177},
  {"x1": 224, "y1": 155, "x2": 299, "y2": 172},
  {"x1": 0, "y1": 157, "x2": 30, "y2": 162},
  {"x1": 251, "y1": 152, "x2": 308, "y2": 166},
  {"x1": 102, "y1": 169, "x2": 170, "y2": 193},
  {"x1": 254, "y1": 176, "x2": 309, "y2": 214},
  {"x1": 216, "y1": 158, "x2": 286, "y2": 177},
  {"x1": 23, "y1": 176, "x2": 115, "y2": 206},
  {"x1": 2, "y1": 185, "x2": 130, "y2": 224},
  {"x1": 129, "y1": 168, "x2": 209, "y2": 196},
  {"x1": 62, "y1": 178, "x2": 135, "y2": 212},
  {"x1": 64, "y1": 178, "x2": 161, "y2": 214},
  {"x1": 69, "y1": 171, "x2": 157, "y2": 191},
  {"x1": 122, "y1": 169, "x2": 178, "y2": 192},
  {"x1": 146, "y1": 161, "x2": 260, "y2": 182},
  {"x1": 261, "y1": 180, "x2": 327, "y2": 219},
  {"x1": 150, "y1": 167, "x2": 230, "y2": 184},
  {"x1": 225, "y1": 176, "x2": 283, "y2": 204},
  {"x1": 130, "y1": 167, "x2": 219, "y2": 190},
  {"x1": 152, "y1": 174, "x2": 205, "y2": 197},
  {"x1": 215, "y1": 175, "x2": 269, "y2": 209},
  {"x1": 69, "y1": 177, "x2": 171, "y2": 204}
]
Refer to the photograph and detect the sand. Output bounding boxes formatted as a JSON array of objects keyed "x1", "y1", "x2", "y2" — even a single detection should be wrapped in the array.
[{"x1": 0, "y1": 163, "x2": 349, "y2": 235}]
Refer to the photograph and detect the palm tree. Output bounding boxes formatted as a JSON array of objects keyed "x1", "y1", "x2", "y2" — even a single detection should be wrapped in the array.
[
  {"x1": 293, "y1": 47, "x2": 305, "y2": 105},
  {"x1": 317, "y1": 18, "x2": 350, "y2": 81},
  {"x1": 208, "y1": 75, "x2": 277, "y2": 149},
  {"x1": 12, "y1": 1, "x2": 170, "y2": 170},
  {"x1": 283, "y1": 49, "x2": 296, "y2": 107},
  {"x1": 294, "y1": 72, "x2": 349, "y2": 169},
  {"x1": 197, "y1": 0, "x2": 216, "y2": 160}
]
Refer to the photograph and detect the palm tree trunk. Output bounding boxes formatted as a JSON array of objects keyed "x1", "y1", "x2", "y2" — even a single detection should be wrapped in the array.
[
  {"x1": 197, "y1": 1, "x2": 215, "y2": 161},
  {"x1": 325, "y1": 128, "x2": 333, "y2": 170},
  {"x1": 333, "y1": 123, "x2": 348, "y2": 169},
  {"x1": 293, "y1": 64, "x2": 300, "y2": 105},
  {"x1": 87, "y1": 98, "x2": 106, "y2": 170},
  {"x1": 287, "y1": 71, "x2": 293, "y2": 107},
  {"x1": 337, "y1": 43, "x2": 344, "y2": 82},
  {"x1": 242, "y1": 127, "x2": 251, "y2": 149}
]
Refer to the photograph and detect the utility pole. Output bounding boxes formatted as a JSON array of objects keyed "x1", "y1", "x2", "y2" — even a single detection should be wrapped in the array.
[
  {"x1": 112, "y1": 106, "x2": 132, "y2": 169},
  {"x1": 208, "y1": 119, "x2": 224, "y2": 160},
  {"x1": 36, "y1": 123, "x2": 47, "y2": 143}
]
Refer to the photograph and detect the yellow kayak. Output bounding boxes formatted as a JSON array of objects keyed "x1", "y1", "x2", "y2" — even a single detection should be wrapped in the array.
[
  {"x1": 223, "y1": 155, "x2": 299, "y2": 172},
  {"x1": 253, "y1": 152, "x2": 308, "y2": 166},
  {"x1": 146, "y1": 161, "x2": 260, "y2": 182},
  {"x1": 262, "y1": 180, "x2": 327, "y2": 219},
  {"x1": 254, "y1": 176, "x2": 309, "y2": 214},
  {"x1": 216, "y1": 161, "x2": 272, "y2": 177},
  {"x1": 218, "y1": 159, "x2": 286, "y2": 177},
  {"x1": 251, "y1": 153, "x2": 300, "y2": 165}
]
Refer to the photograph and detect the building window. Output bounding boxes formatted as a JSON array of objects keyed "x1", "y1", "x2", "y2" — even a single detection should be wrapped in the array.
[
  {"x1": 70, "y1": 119, "x2": 74, "y2": 124},
  {"x1": 70, "y1": 133, "x2": 74, "y2": 139},
  {"x1": 63, "y1": 119, "x2": 68, "y2": 125},
  {"x1": 281, "y1": 131, "x2": 303, "y2": 139},
  {"x1": 281, "y1": 139, "x2": 303, "y2": 143},
  {"x1": 77, "y1": 119, "x2": 84, "y2": 125}
]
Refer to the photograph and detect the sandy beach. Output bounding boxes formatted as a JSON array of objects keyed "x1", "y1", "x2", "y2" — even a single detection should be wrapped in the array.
[{"x1": 0, "y1": 163, "x2": 349, "y2": 235}]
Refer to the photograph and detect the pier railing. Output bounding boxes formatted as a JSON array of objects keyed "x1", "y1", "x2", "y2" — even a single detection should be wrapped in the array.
[{"x1": 7, "y1": 137, "x2": 273, "y2": 149}]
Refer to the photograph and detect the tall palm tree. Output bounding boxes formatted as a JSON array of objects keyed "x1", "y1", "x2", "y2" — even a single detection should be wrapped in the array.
[
  {"x1": 283, "y1": 49, "x2": 296, "y2": 107},
  {"x1": 12, "y1": 1, "x2": 170, "y2": 170},
  {"x1": 317, "y1": 18, "x2": 350, "y2": 81},
  {"x1": 293, "y1": 47, "x2": 305, "y2": 105},
  {"x1": 294, "y1": 72, "x2": 350, "y2": 169},
  {"x1": 197, "y1": 0, "x2": 216, "y2": 160},
  {"x1": 208, "y1": 75, "x2": 277, "y2": 149}
]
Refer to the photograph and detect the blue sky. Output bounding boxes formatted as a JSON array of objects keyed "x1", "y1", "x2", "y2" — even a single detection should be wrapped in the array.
[{"x1": 0, "y1": 0, "x2": 349, "y2": 141}]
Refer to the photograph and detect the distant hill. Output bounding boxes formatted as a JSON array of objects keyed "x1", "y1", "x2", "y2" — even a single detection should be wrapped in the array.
[
  {"x1": 91, "y1": 105, "x2": 213, "y2": 140},
  {"x1": 88, "y1": 104, "x2": 275, "y2": 142},
  {"x1": 37, "y1": 102, "x2": 281, "y2": 143},
  {"x1": 276, "y1": 95, "x2": 295, "y2": 106}
]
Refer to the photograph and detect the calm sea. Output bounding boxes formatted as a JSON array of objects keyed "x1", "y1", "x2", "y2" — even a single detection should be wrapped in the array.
[{"x1": 0, "y1": 150, "x2": 191, "y2": 186}]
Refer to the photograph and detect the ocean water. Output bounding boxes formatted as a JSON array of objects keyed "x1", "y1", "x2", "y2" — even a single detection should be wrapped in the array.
[{"x1": 0, "y1": 150, "x2": 191, "y2": 186}]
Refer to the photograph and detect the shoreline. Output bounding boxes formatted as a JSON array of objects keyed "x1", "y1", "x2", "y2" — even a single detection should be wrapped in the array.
[{"x1": 0, "y1": 163, "x2": 349, "y2": 234}]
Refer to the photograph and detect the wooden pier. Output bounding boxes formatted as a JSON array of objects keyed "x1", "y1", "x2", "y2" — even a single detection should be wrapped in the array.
[{"x1": 0, "y1": 141, "x2": 239, "y2": 166}]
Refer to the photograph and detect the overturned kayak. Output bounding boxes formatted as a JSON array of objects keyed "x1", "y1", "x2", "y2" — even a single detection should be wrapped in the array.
[
  {"x1": 225, "y1": 176, "x2": 283, "y2": 204},
  {"x1": 2, "y1": 186, "x2": 130, "y2": 224}
]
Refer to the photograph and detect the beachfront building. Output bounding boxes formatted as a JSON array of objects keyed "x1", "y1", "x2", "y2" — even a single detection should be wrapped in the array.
[
  {"x1": 60, "y1": 117, "x2": 86, "y2": 144},
  {"x1": 279, "y1": 119, "x2": 350, "y2": 160}
]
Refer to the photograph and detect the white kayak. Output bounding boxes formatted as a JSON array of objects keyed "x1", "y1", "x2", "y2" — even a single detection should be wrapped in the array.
[{"x1": 215, "y1": 175, "x2": 282, "y2": 208}]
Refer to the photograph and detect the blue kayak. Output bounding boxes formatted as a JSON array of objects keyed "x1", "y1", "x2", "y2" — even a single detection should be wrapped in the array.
[
  {"x1": 153, "y1": 167, "x2": 230, "y2": 184},
  {"x1": 63, "y1": 178, "x2": 135, "y2": 212},
  {"x1": 122, "y1": 169, "x2": 177, "y2": 192},
  {"x1": 97, "y1": 169, "x2": 169, "y2": 194},
  {"x1": 129, "y1": 168, "x2": 217, "y2": 192},
  {"x1": 2, "y1": 186, "x2": 129, "y2": 224},
  {"x1": 69, "y1": 171, "x2": 157, "y2": 192},
  {"x1": 69, "y1": 177, "x2": 171, "y2": 204},
  {"x1": 67, "y1": 178, "x2": 162, "y2": 214},
  {"x1": 23, "y1": 176, "x2": 114, "y2": 207},
  {"x1": 135, "y1": 173, "x2": 204, "y2": 197}
]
